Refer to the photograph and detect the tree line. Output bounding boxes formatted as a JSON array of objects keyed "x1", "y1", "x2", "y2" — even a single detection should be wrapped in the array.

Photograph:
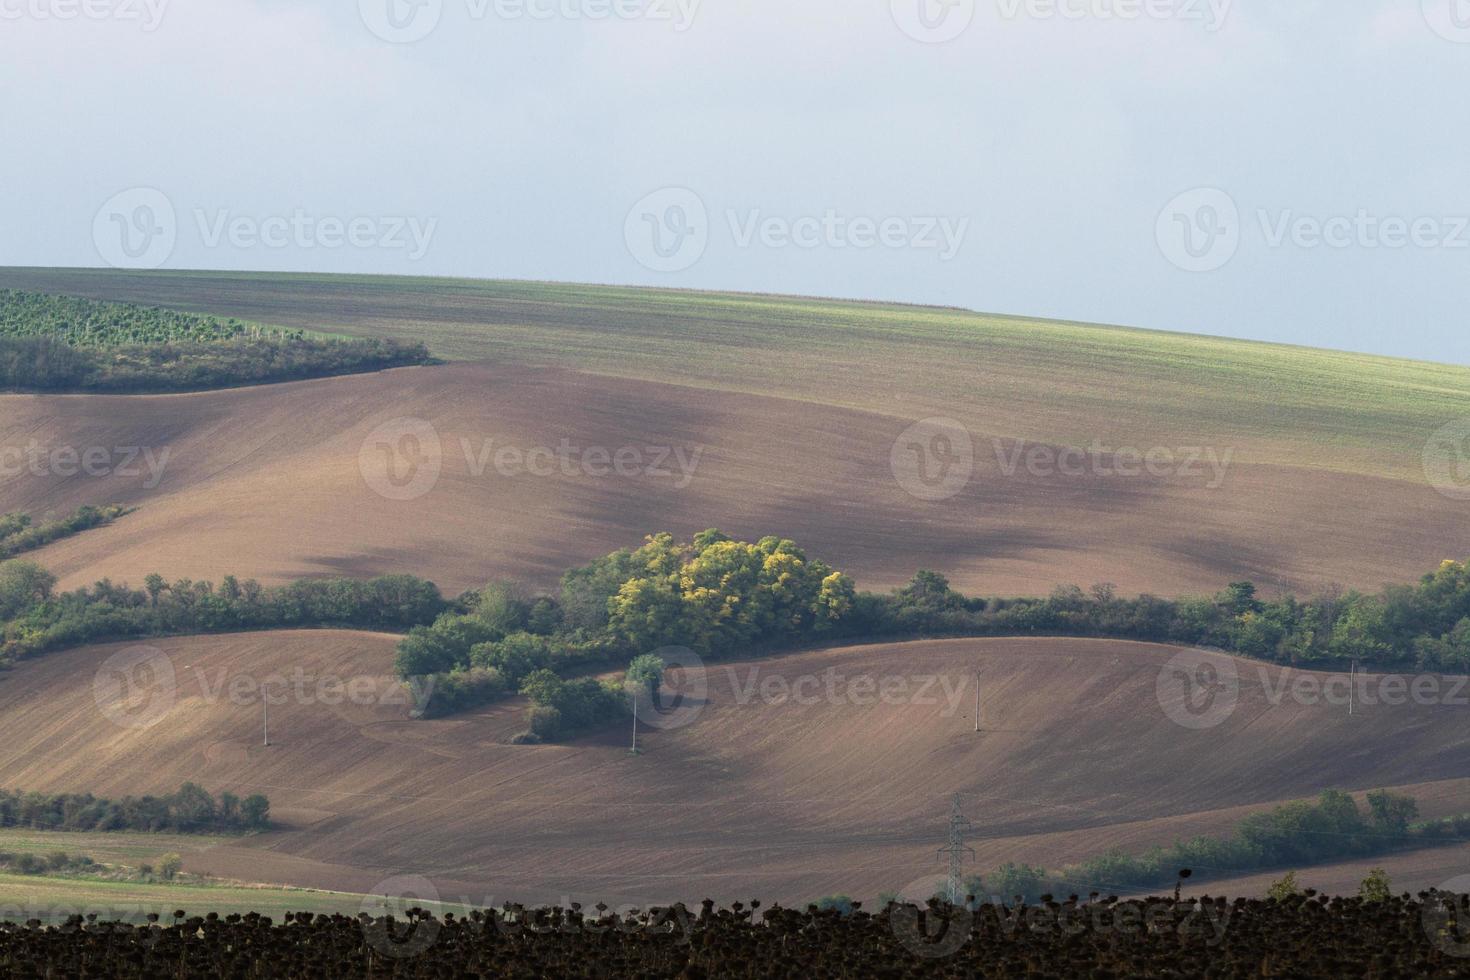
[
  {"x1": 0, "y1": 334, "x2": 431, "y2": 393},
  {"x1": 0, "y1": 783, "x2": 269, "y2": 834},
  {"x1": 959, "y1": 789, "x2": 1464, "y2": 904},
  {"x1": 849, "y1": 561, "x2": 1470, "y2": 672},
  {"x1": 4, "y1": 531, "x2": 1470, "y2": 733},
  {"x1": 0, "y1": 288, "x2": 431, "y2": 392},
  {"x1": 0, "y1": 562, "x2": 445, "y2": 667},
  {"x1": 0, "y1": 505, "x2": 128, "y2": 560}
]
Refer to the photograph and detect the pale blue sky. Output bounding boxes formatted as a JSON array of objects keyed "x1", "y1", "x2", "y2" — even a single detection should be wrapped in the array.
[{"x1": 3, "y1": 1, "x2": 1469, "y2": 362}]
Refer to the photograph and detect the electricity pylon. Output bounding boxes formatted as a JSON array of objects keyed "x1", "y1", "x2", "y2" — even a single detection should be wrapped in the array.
[{"x1": 937, "y1": 794, "x2": 975, "y2": 906}]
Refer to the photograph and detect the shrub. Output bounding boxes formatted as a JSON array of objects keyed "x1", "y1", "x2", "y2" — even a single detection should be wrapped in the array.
[
  {"x1": 1267, "y1": 871, "x2": 1303, "y2": 901},
  {"x1": 1359, "y1": 868, "x2": 1391, "y2": 903},
  {"x1": 527, "y1": 706, "x2": 562, "y2": 741}
]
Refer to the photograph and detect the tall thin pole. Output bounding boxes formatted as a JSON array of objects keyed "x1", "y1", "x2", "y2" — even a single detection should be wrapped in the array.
[
  {"x1": 974, "y1": 673, "x2": 981, "y2": 733},
  {"x1": 1349, "y1": 661, "x2": 1356, "y2": 716},
  {"x1": 262, "y1": 691, "x2": 270, "y2": 747},
  {"x1": 631, "y1": 696, "x2": 638, "y2": 754}
]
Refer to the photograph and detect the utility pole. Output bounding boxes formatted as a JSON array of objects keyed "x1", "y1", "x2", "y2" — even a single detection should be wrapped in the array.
[
  {"x1": 974, "y1": 672, "x2": 981, "y2": 733},
  {"x1": 262, "y1": 691, "x2": 270, "y2": 747},
  {"x1": 937, "y1": 794, "x2": 975, "y2": 906},
  {"x1": 631, "y1": 696, "x2": 638, "y2": 754},
  {"x1": 1349, "y1": 661, "x2": 1357, "y2": 716}
]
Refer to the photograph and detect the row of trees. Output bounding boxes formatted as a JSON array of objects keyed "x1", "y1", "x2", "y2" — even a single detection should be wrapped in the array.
[
  {"x1": 0, "y1": 289, "x2": 430, "y2": 392},
  {"x1": 0, "y1": 333, "x2": 431, "y2": 393},
  {"x1": 845, "y1": 561, "x2": 1470, "y2": 671},
  {"x1": 0, "y1": 289, "x2": 305, "y2": 347},
  {"x1": 0, "y1": 561, "x2": 445, "y2": 666},
  {"x1": 6, "y1": 531, "x2": 1470, "y2": 729},
  {"x1": 0, "y1": 783, "x2": 269, "y2": 834},
  {"x1": 966, "y1": 790, "x2": 1455, "y2": 903},
  {"x1": 0, "y1": 505, "x2": 128, "y2": 559}
]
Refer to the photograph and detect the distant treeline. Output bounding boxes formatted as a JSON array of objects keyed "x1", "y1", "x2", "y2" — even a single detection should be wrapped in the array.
[
  {"x1": 4, "y1": 530, "x2": 1470, "y2": 731},
  {"x1": 843, "y1": 562, "x2": 1470, "y2": 672},
  {"x1": 0, "y1": 563, "x2": 445, "y2": 667},
  {"x1": 0, "y1": 289, "x2": 431, "y2": 392},
  {"x1": 0, "y1": 783, "x2": 269, "y2": 834},
  {"x1": 0, "y1": 334, "x2": 431, "y2": 393},
  {"x1": 0, "y1": 505, "x2": 127, "y2": 559},
  {"x1": 0, "y1": 290, "x2": 306, "y2": 346},
  {"x1": 394, "y1": 534, "x2": 1470, "y2": 728},
  {"x1": 959, "y1": 789, "x2": 1467, "y2": 904}
]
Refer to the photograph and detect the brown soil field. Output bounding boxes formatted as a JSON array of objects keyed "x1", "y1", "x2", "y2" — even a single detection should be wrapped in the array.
[
  {"x1": 1, "y1": 361, "x2": 1463, "y2": 598},
  {"x1": 0, "y1": 631, "x2": 1463, "y2": 907}
]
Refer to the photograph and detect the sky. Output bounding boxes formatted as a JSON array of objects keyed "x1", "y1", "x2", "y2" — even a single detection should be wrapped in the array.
[{"x1": 2, "y1": 0, "x2": 1469, "y2": 363}]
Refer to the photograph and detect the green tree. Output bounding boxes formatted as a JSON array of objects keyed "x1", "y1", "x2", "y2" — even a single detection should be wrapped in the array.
[
  {"x1": 1267, "y1": 871, "x2": 1302, "y2": 901},
  {"x1": 159, "y1": 853, "x2": 183, "y2": 881},
  {"x1": 0, "y1": 560, "x2": 56, "y2": 620},
  {"x1": 1359, "y1": 868, "x2": 1391, "y2": 903},
  {"x1": 240, "y1": 795, "x2": 270, "y2": 829},
  {"x1": 143, "y1": 573, "x2": 167, "y2": 607},
  {"x1": 1366, "y1": 790, "x2": 1419, "y2": 835},
  {"x1": 626, "y1": 654, "x2": 666, "y2": 706}
]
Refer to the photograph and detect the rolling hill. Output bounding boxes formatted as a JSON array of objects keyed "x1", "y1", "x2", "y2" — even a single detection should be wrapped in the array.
[
  {"x1": 0, "y1": 631, "x2": 1464, "y2": 907},
  {"x1": 1, "y1": 268, "x2": 1468, "y2": 598}
]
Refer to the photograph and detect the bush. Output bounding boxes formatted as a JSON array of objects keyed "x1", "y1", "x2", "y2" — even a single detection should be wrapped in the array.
[
  {"x1": 527, "y1": 706, "x2": 563, "y2": 741},
  {"x1": 1267, "y1": 871, "x2": 1303, "y2": 901},
  {"x1": 1360, "y1": 868, "x2": 1391, "y2": 903}
]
